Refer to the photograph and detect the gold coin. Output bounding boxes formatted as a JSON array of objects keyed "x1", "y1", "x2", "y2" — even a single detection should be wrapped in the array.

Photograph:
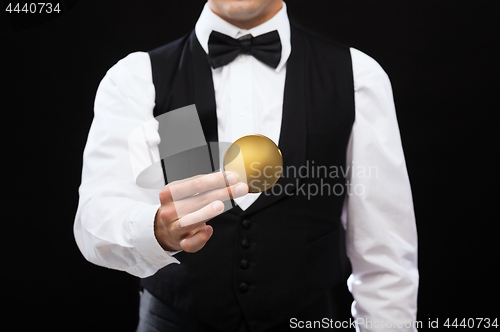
[{"x1": 223, "y1": 134, "x2": 283, "y2": 193}]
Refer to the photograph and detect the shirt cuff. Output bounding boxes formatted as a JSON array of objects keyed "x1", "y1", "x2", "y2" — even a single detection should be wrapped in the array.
[{"x1": 131, "y1": 203, "x2": 180, "y2": 268}]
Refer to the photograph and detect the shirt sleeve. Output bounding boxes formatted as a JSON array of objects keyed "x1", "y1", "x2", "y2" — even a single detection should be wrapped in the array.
[
  {"x1": 73, "y1": 52, "x2": 179, "y2": 278},
  {"x1": 343, "y1": 48, "x2": 419, "y2": 331}
]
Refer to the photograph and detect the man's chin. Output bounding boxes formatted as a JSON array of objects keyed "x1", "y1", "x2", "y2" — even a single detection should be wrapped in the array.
[{"x1": 225, "y1": 3, "x2": 262, "y2": 18}]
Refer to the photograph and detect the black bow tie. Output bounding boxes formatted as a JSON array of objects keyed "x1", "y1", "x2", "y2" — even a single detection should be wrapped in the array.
[{"x1": 207, "y1": 30, "x2": 282, "y2": 69}]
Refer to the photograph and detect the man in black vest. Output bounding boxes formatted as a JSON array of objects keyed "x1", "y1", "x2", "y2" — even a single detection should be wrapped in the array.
[{"x1": 74, "y1": 0, "x2": 419, "y2": 331}]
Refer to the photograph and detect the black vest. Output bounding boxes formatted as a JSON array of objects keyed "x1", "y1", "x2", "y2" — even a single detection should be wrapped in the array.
[{"x1": 142, "y1": 25, "x2": 355, "y2": 332}]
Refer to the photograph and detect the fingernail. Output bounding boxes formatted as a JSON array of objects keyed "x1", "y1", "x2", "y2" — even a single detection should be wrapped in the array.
[
  {"x1": 205, "y1": 227, "x2": 213, "y2": 235},
  {"x1": 225, "y1": 172, "x2": 238, "y2": 185},
  {"x1": 213, "y1": 201, "x2": 224, "y2": 212},
  {"x1": 235, "y1": 184, "x2": 248, "y2": 196}
]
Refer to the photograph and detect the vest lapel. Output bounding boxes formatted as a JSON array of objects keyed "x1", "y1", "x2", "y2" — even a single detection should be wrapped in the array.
[{"x1": 190, "y1": 32, "x2": 218, "y2": 145}]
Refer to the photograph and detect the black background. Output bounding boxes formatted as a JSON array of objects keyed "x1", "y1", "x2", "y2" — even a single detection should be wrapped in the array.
[{"x1": 2, "y1": 0, "x2": 499, "y2": 330}]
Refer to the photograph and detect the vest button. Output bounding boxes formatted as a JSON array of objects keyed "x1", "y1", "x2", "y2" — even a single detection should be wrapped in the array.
[
  {"x1": 240, "y1": 259, "x2": 249, "y2": 269},
  {"x1": 241, "y1": 239, "x2": 250, "y2": 248},
  {"x1": 239, "y1": 282, "x2": 249, "y2": 293},
  {"x1": 242, "y1": 219, "x2": 251, "y2": 229}
]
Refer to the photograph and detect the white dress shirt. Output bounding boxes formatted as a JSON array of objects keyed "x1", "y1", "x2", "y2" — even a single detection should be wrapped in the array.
[{"x1": 74, "y1": 2, "x2": 418, "y2": 330}]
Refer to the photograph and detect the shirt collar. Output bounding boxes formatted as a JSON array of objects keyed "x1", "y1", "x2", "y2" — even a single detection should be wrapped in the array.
[{"x1": 195, "y1": 1, "x2": 291, "y2": 72}]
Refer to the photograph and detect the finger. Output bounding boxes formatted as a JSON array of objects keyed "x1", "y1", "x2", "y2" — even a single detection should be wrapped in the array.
[
  {"x1": 159, "y1": 172, "x2": 231, "y2": 206},
  {"x1": 178, "y1": 200, "x2": 226, "y2": 227},
  {"x1": 169, "y1": 171, "x2": 238, "y2": 201},
  {"x1": 174, "y1": 183, "x2": 249, "y2": 218},
  {"x1": 167, "y1": 174, "x2": 204, "y2": 186},
  {"x1": 180, "y1": 225, "x2": 213, "y2": 253},
  {"x1": 159, "y1": 174, "x2": 206, "y2": 205}
]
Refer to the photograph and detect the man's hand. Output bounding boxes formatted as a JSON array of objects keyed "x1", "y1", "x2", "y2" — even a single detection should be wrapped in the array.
[{"x1": 154, "y1": 171, "x2": 248, "y2": 253}]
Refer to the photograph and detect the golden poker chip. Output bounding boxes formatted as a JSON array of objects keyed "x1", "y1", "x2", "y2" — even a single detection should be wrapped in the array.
[{"x1": 223, "y1": 134, "x2": 283, "y2": 193}]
